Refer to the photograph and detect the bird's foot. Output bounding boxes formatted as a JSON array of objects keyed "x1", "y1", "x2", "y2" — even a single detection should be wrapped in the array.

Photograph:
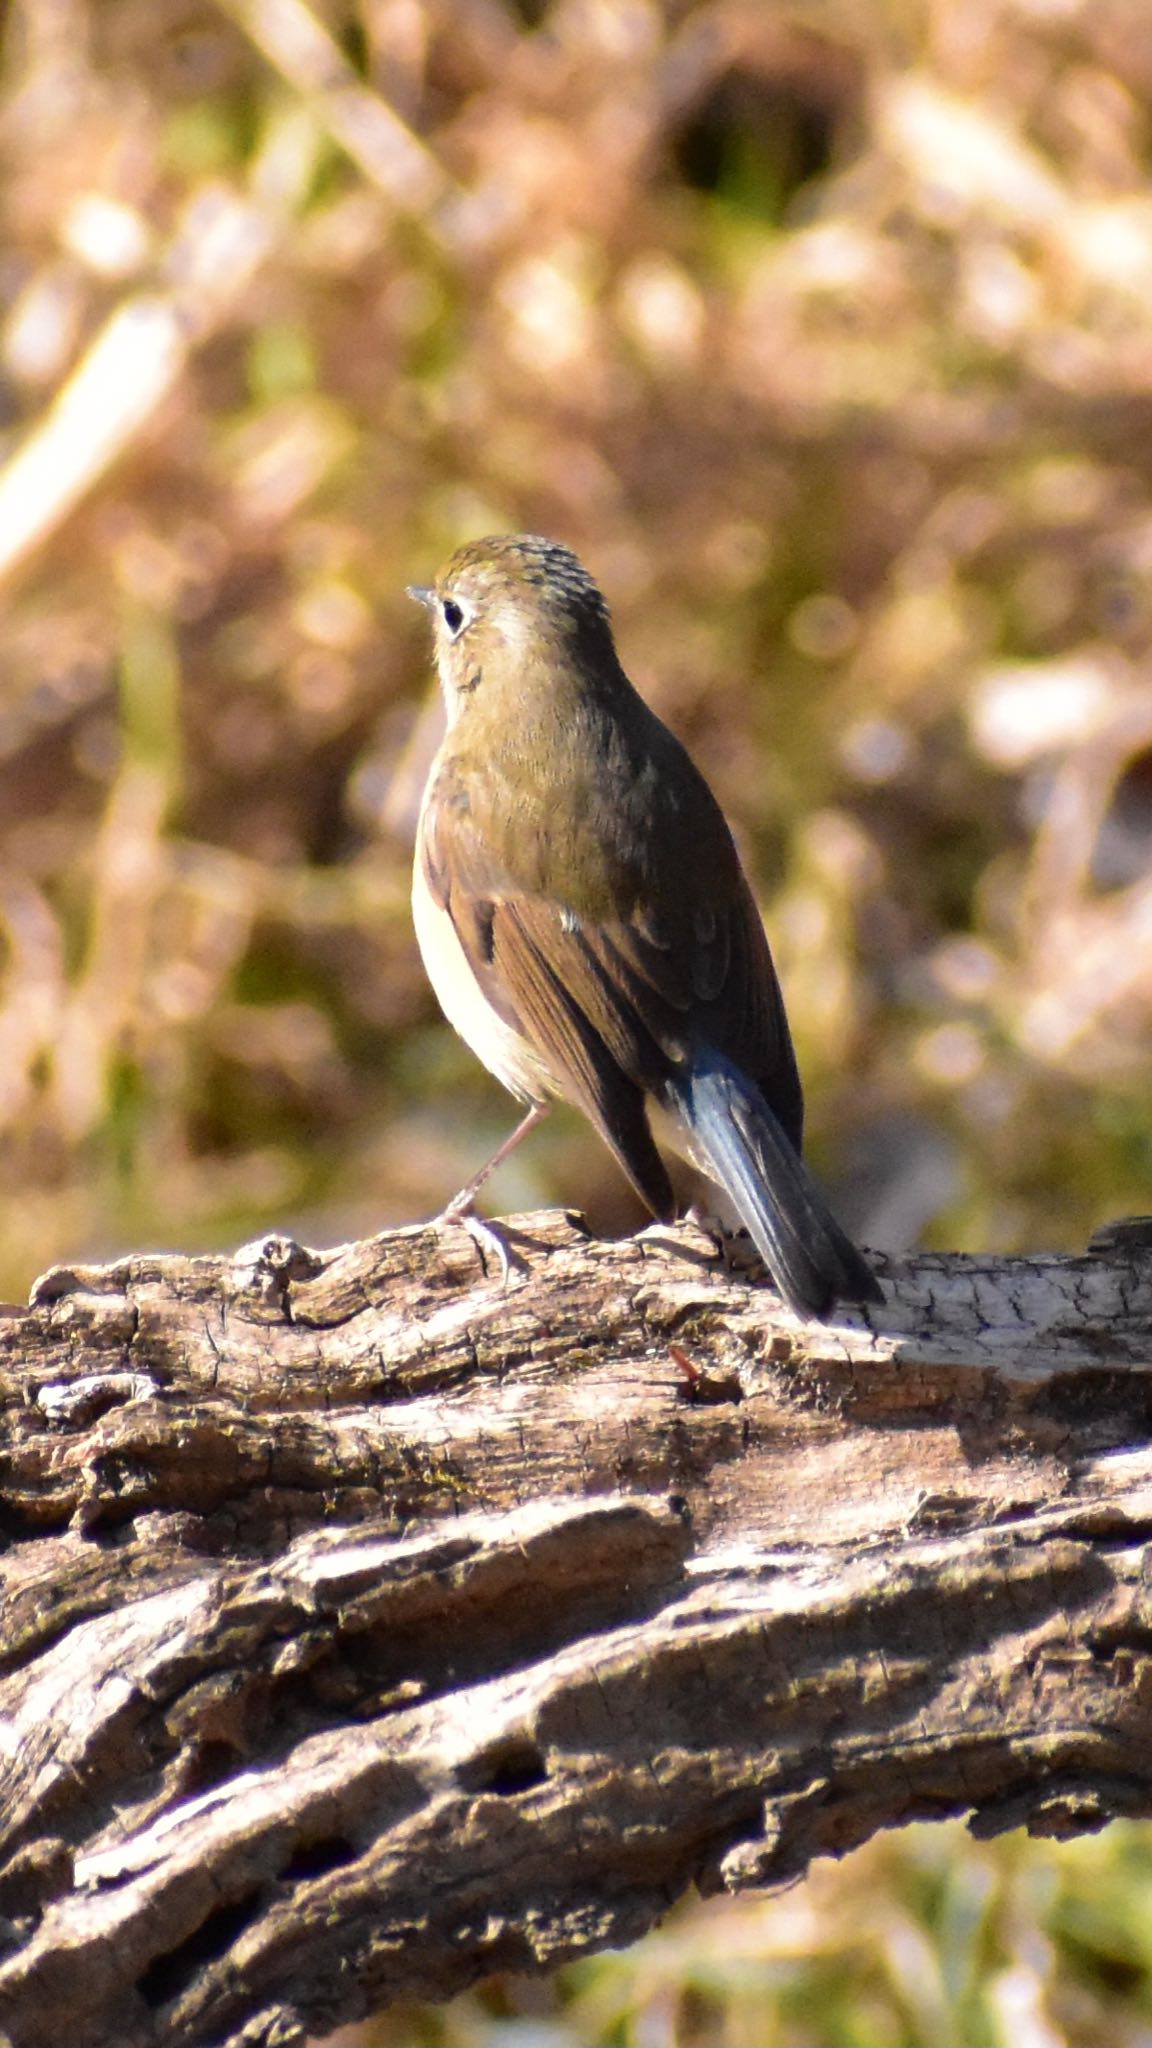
[
  {"x1": 436, "y1": 1193, "x2": 529, "y2": 1287},
  {"x1": 684, "y1": 1204, "x2": 762, "y2": 1277}
]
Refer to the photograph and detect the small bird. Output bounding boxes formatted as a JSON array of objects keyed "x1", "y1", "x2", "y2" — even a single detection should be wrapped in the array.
[{"x1": 408, "y1": 534, "x2": 881, "y2": 1318}]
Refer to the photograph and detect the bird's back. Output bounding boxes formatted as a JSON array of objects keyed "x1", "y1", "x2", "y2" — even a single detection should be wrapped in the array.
[{"x1": 430, "y1": 664, "x2": 805, "y2": 1148}]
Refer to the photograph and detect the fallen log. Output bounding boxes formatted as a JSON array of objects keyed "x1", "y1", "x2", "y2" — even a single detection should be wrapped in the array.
[{"x1": 1, "y1": 1210, "x2": 1151, "y2": 2048}]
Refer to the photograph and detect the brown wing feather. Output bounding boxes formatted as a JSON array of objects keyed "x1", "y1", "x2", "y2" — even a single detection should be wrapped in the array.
[
  {"x1": 489, "y1": 902, "x2": 676, "y2": 1218},
  {"x1": 421, "y1": 738, "x2": 803, "y2": 1201},
  {"x1": 421, "y1": 793, "x2": 675, "y2": 1218}
]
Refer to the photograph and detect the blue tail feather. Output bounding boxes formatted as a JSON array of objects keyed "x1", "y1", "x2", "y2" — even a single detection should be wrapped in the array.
[{"x1": 665, "y1": 1050, "x2": 881, "y2": 1317}]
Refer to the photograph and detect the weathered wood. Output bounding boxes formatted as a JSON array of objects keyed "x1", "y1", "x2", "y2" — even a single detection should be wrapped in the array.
[{"x1": 2, "y1": 1210, "x2": 1152, "y2": 2048}]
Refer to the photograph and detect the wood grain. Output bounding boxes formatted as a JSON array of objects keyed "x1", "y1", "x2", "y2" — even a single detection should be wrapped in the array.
[{"x1": 2, "y1": 1211, "x2": 1152, "y2": 2046}]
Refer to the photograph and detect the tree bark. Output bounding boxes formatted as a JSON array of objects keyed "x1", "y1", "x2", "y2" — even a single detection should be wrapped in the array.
[{"x1": 2, "y1": 1208, "x2": 1152, "y2": 2048}]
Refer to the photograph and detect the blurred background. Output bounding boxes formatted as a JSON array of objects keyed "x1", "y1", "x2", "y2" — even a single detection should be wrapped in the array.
[{"x1": 4, "y1": 0, "x2": 1152, "y2": 2040}]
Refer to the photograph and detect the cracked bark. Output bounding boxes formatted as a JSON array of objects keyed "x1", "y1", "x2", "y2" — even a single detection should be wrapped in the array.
[{"x1": 2, "y1": 1208, "x2": 1152, "y2": 2048}]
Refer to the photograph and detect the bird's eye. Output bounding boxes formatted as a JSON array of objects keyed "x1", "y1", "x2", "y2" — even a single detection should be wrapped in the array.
[{"x1": 441, "y1": 597, "x2": 467, "y2": 637}]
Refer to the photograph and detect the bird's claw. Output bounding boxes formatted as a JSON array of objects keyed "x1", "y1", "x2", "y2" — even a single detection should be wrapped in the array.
[
  {"x1": 684, "y1": 1203, "x2": 761, "y2": 1276},
  {"x1": 438, "y1": 1200, "x2": 528, "y2": 1287}
]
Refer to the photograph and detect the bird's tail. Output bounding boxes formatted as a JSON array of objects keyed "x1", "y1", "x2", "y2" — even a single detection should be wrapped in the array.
[{"x1": 665, "y1": 1050, "x2": 882, "y2": 1318}]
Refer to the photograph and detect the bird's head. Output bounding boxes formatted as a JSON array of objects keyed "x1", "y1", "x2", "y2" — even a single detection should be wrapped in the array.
[{"x1": 408, "y1": 534, "x2": 620, "y2": 727}]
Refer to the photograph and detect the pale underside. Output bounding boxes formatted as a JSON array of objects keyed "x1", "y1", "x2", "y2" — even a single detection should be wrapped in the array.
[{"x1": 411, "y1": 831, "x2": 557, "y2": 1106}]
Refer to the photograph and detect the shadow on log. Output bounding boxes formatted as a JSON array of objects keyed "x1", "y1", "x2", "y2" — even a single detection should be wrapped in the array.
[{"x1": 2, "y1": 1208, "x2": 1152, "y2": 2046}]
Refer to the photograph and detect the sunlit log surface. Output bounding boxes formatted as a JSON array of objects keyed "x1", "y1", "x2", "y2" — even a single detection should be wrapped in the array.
[{"x1": 2, "y1": 1212, "x2": 1152, "y2": 2048}]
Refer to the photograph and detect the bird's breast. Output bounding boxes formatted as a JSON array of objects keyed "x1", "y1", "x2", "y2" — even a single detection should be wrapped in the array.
[{"x1": 411, "y1": 814, "x2": 557, "y2": 1107}]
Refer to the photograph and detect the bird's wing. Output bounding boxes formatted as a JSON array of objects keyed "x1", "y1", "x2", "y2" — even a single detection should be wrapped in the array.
[
  {"x1": 419, "y1": 777, "x2": 803, "y2": 1210},
  {"x1": 418, "y1": 795, "x2": 674, "y2": 1217},
  {"x1": 581, "y1": 869, "x2": 803, "y2": 1144}
]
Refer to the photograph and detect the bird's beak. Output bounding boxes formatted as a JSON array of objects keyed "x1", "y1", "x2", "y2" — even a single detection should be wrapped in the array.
[{"x1": 406, "y1": 585, "x2": 436, "y2": 609}]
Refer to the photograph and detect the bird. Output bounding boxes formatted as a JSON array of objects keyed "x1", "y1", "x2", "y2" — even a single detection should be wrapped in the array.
[{"x1": 407, "y1": 533, "x2": 882, "y2": 1318}]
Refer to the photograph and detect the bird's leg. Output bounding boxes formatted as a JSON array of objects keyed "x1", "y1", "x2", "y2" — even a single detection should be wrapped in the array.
[
  {"x1": 436, "y1": 1102, "x2": 549, "y2": 1283},
  {"x1": 443, "y1": 1102, "x2": 549, "y2": 1213}
]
